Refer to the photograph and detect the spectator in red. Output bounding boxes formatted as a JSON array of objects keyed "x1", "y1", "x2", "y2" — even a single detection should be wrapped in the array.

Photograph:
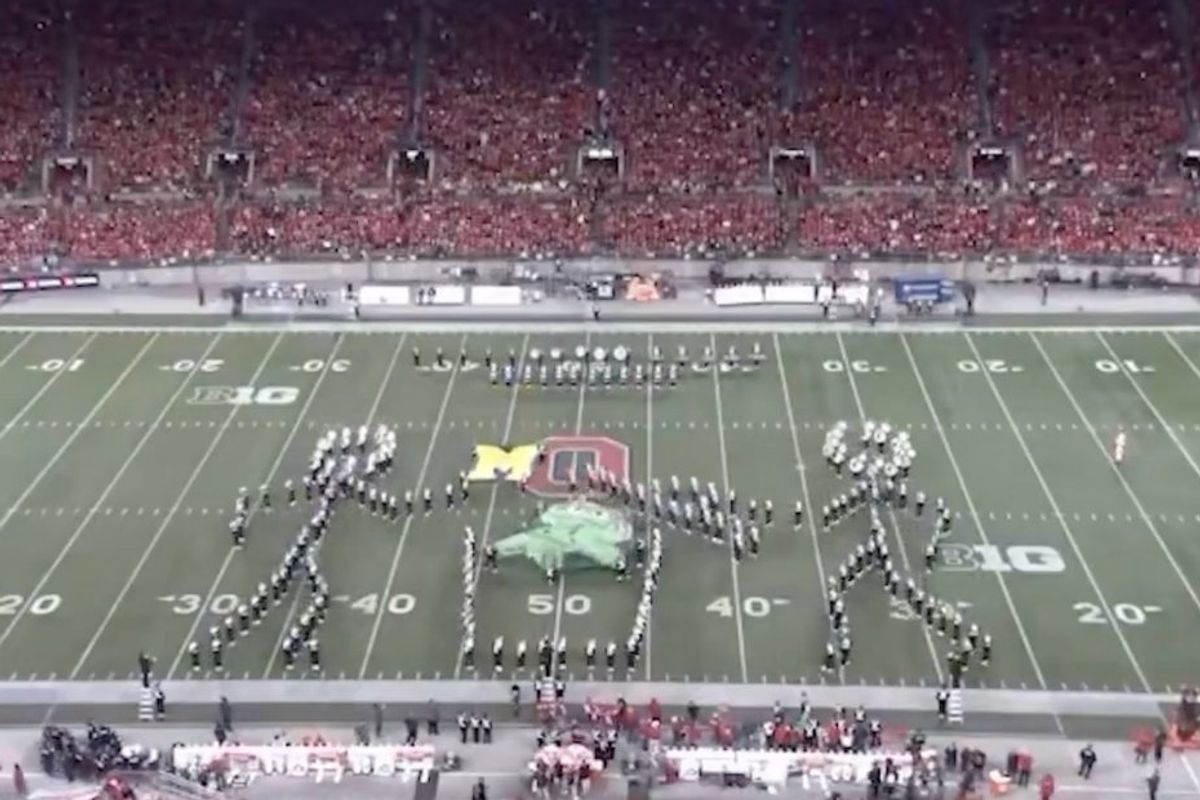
[{"x1": 1039, "y1": 773, "x2": 1055, "y2": 800}]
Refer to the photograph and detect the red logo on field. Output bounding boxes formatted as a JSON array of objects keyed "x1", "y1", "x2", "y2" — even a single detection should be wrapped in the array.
[{"x1": 524, "y1": 435, "x2": 630, "y2": 497}]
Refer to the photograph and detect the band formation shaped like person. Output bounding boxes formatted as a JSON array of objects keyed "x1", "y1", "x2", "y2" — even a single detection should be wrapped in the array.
[
  {"x1": 415, "y1": 340, "x2": 769, "y2": 390},
  {"x1": 190, "y1": 422, "x2": 471, "y2": 673},
  {"x1": 820, "y1": 420, "x2": 992, "y2": 686}
]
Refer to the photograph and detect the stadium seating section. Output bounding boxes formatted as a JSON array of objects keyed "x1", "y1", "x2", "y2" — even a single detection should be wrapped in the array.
[{"x1": 0, "y1": 0, "x2": 1198, "y2": 263}]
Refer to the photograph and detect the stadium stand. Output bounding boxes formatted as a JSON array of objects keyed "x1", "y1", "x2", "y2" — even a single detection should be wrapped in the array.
[
  {"x1": 0, "y1": 0, "x2": 1198, "y2": 263},
  {"x1": 780, "y1": 0, "x2": 975, "y2": 184},
  {"x1": 986, "y1": 0, "x2": 1187, "y2": 186},
  {"x1": 242, "y1": 0, "x2": 413, "y2": 191},
  {"x1": 603, "y1": 192, "x2": 783, "y2": 256},
  {"x1": 0, "y1": 1, "x2": 62, "y2": 194},
  {"x1": 75, "y1": 0, "x2": 244, "y2": 192},
  {"x1": 421, "y1": 0, "x2": 594, "y2": 186},
  {"x1": 607, "y1": 0, "x2": 777, "y2": 190}
]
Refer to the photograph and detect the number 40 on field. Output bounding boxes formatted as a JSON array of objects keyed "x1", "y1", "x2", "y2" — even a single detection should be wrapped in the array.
[{"x1": 707, "y1": 596, "x2": 790, "y2": 618}]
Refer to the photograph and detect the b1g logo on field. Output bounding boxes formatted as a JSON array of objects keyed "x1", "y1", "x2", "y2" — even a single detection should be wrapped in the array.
[
  {"x1": 939, "y1": 543, "x2": 1066, "y2": 574},
  {"x1": 187, "y1": 385, "x2": 300, "y2": 406},
  {"x1": 524, "y1": 435, "x2": 629, "y2": 497}
]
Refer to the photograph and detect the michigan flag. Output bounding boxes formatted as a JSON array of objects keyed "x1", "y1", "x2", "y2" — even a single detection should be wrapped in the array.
[{"x1": 467, "y1": 443, "x2": 539, "y2": 483}]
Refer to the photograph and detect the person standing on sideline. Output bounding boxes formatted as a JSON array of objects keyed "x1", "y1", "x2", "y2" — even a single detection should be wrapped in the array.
[
  {"x1": 13, "y1": 763, "x2": 27, "y2": 798},
  {"x1": 426, "y1": 700, "x2": 440, "y2": 735},
  {"x1": 1078, "y1": 744, "x2": 1097, "y2": 779},
  {"x1": 373, "y1": 704, "x2": 384, "y2": 740},
  {"x1": 137, "y1": 652, "x2": 153, "y2": 688},
  {"x1": 219, "y1": 696, "x2": 233, "y2": 731}
]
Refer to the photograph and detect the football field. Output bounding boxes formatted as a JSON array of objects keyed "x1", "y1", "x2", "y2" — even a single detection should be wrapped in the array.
[{"x1": 0, "y1": 323, "x2": 1198, "y2": 697}]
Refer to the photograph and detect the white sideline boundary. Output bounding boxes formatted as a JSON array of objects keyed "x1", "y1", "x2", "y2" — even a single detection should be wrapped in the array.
[
  {"x1": 1, "y1": 322, "x2": 1200, "y2": 335},
  {"x1": 0, "y1": 679, "x2": 1179, "y2": 718}
]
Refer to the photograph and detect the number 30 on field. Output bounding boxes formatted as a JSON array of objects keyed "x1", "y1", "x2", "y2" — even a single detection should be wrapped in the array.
[{"x1": 160, "y1": 593, "x2": 417, "y2": 616}]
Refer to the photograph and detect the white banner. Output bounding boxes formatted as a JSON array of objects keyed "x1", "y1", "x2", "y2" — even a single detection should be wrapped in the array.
[
  {"x1": 173, "y1": 744, "x2": 436, "y2": 784},
  {"x1": 359, "y1": 284, "x2": 411, "y2": 306},
  {"x1": 713, "y1": 285, "x2": 765, "y2": 306},
  {"x1": 426, "y1": 285, "x2": 467, "y2": 306},
  {"x1": 763, "y1": 284, "x2": 817, "y2": 305},
  {"x1": 666, "y1": 746, "x2": 937, "y2": 789},
  {"x1": 471, "y1": 285, "x2": 523, "y2": 307}
]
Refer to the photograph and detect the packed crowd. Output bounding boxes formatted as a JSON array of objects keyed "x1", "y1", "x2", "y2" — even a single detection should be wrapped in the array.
[
  {"x1": 75, "y1": 0, "x2": 243, "y2": 192},
  {"x1": 607, "y1": 0, "x2": 776, "y2": 190},
  {"x1": 987, "y1": 0, "x2": 1185, "y2": 187},
  {"x1": 603, "y1": 193, "x2": 782, "y2": 256},
  {"x1": 796, "y1": 194, "x2": 1200, "y2": 257},
  {"x1": 230, "y1": 194, "x2": 589, "y2": 257},
  {"x1": 0, "y1": 0, "x2": 1197, "y2": 263},
  {"x1": 780, "y1": 0, "x2": 974, "y2": 184},
  {"x1": 0, "y1": 1, "x2": 61, "y2": 194},
  {"x1": 3, "y1": 193, "x2": 1200, "y2": 264},
  {"x1": 423, "y1": 0, "x2": 593, "y2": 188},
  {"x1": 243, "y1": 1, "x2": 411, "y2": 191}
]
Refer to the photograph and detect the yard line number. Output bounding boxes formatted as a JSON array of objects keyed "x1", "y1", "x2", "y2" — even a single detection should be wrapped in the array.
[
  {"x1": 1095, "y1": 359, "x2": 1155, "y2": 374},
  {"x1": 1074, "y1": 601, "x2": 1161, "y2": 626},
  {"x1": 823, "y1": 359, "x2": 886, "y2": 374},
  {"x1": 707, "y1": 596, "x2": 790, "y2": 618},
  {"x1": 165, "y1": 359, "x2": 225, "y2": 373},
  {"x1": 528, "y1": 593, "x2": 591, "y2": 616},
  {"x1": 890, "y1": 598, "x2": 972, "y2": 622},
  {"x1": 957, "y1": 359, "x2": 1023, "y2": 374},
  {"x1": 345, "y1": 593, "x2": 415, "y2": 616},
  {"x1": 292, "y1": 359, "x2": 351, "y2": 373},
  {"x1": 30, "y1": 358, "x2": 85, "y2": 373},
  {"x1": 0, "y1": 593, "x2": 62, "y2": 616},
  {"x1": 159, "y1": 592, "x2": 417, "y2": 616}
]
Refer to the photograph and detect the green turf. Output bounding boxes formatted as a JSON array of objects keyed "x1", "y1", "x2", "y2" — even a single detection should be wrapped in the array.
[{"x1": 0, "y1": 325, "x2": 1197, "y2": 694}]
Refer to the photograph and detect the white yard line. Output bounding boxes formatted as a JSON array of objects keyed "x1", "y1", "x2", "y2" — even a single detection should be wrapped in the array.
[
  {"x1": 709, "y1": 333, "x2": 750, "y2": 684},
  {"x1": 165, "y1": 333, "x2": 342, "y2": 679},
  {"x1": 1098, "y1": 332, "x2": 1200, "y2": 484},
  {"x1": 1099, "y1": 328, "x2": 1200, "y2": 484},
  {"x1": 0, "y1": 333, "x2": 153, "y2": 541},
  {"x1": 643, "y1": 333, "x2": 654, "y2": 681},
  {"x1": 261, "y1": 332, "x2": 410, "y2": 678},
  {"x1": 834, "y1": 332, "x2": 943, "y2": 682},
  {"x1": 0, "y1": 333, "x2": 97, "y2": 439},
  {"x1": 357, "y1": 334, "x2": 469, "y2": 679},
  {"x1": 0, "y1": 334, "x2": 180, "y2": 653},
  {"x1": 1163, "y1": 331, "x2": 1200, "y2": 383},
  {"x1": 963, "y1": 333, "x2": 1153, "y2": 691},
  {"x1": 549, "y1": 330, "x2": 593, "y2": 678},
  {"x1": 0, "y1": 329, "x2": 35, "y2": 376},
  {"x1": 1035, "y1": 334, "x2": 1200, "y2": 616},
  {"x1": 898, "y1": 334, "x2": 1057, "y2": 723},
  {"x1": 1096, "y1": 339, "x2": 1200, "y2": 794},
  {"x1": 451, "y1": 334, "x2": 530, "y2": 679},
  {"x1": 771, "y1": 333, "x2": 831, "y2": 606},
  {"x1": 63, "y1": 334, "x2": 234, "y2": 677}
]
